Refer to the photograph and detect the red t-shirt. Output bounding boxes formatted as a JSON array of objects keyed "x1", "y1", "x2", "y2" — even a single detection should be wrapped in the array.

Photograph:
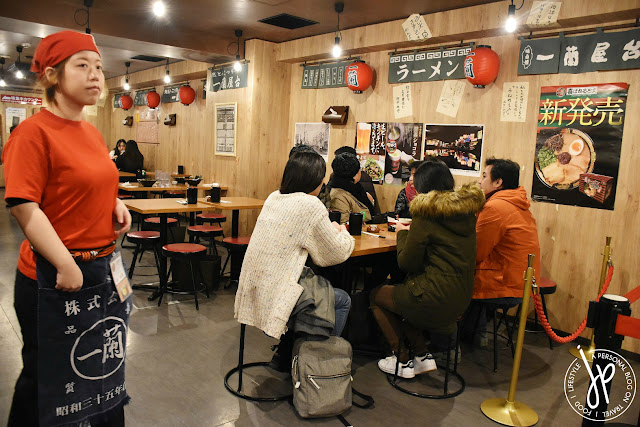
[{"x1": 3, "y1": 109, "x2": 118, "y2": 280}]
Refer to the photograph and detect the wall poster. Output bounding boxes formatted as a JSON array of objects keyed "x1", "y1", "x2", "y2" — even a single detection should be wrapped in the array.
[
  {"x1": 294, "y1": 123, "x2": 330, "y2": 162},
  {"x1": 355, "y1": 122, "x2": 423, "y2": 185},
  {"x1": 424, "y1": 124, "x2": 484, "y2": 176},
  {"x1": 214, "y1": 102, "x2": 237, "y2": 157},
  {"x1": 532, "y1": 83, "x2": 627, "y2": 210},
  {"x1": 5, "y1": 107, "x2": 26, "y2": 133}
]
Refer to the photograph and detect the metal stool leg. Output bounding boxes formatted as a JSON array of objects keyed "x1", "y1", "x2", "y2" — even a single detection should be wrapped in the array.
[
  {"x1": 128, "y1": 244, "x2": 140, "y2": 279},
  {"x1": 493, "y1": 308, "x2": 498, "y2": 372},
  {"x1": 189, "y1": 260, "x2": 199, "y2": 310}
]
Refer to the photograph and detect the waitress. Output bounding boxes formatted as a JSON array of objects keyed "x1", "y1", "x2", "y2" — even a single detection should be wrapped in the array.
[{"x1": 3, "y1": 31, "x2": 131, "y2": 426}]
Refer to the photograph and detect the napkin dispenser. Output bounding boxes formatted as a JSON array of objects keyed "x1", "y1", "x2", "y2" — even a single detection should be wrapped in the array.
[
  {"x1": 322, "y1": 106, "x2": 349, "y2": 125},
  {"x1": 122, "y1": 116, "x2": 133, "y2": 127},
  {"x1": 163, "y1": 114, "x2": 176, "y2": 126}
]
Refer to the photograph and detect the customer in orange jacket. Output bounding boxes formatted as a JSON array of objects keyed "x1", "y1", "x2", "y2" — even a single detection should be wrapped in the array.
[{"x1": 464, "y1": 158, "x2": 541, "y2": 345}]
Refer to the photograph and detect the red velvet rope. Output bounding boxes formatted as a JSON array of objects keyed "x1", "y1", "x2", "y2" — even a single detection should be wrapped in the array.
[{"x1": 531, "y1": 265, "x2": 614, "y2": 344}]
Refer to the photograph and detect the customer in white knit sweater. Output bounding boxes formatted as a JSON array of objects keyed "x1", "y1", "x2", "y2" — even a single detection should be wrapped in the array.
[{"x1": 234, "y1": 151, "x2": 355, "y2": 339}]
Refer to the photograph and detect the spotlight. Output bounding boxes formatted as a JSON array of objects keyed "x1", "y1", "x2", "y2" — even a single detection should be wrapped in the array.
[
  {"x1": 505, "y1": 1, "x2": 517, "y2": 33},
  {"x1": 123, "y1": 61, "x2": 131, "y2": 90},
  {"x1": 164, "y1": 69, "x2": 171, "y2": 84},
  {"x1": 153, "y1": 1, "x2": 165, "y2": 17},
  {"x1": 331, "y1": 2, "x2": 344, "y2": 58},
  {"x1": 0, "y1": 78, "x2": 6, "y2": 87},
  {"x1": 233, "y1": 56, "x2": 242, "y2": 72},
  {"x1": 332, "y1": 36, "x2": 342, "y2": 58},
  {"x1": 124, "y1": 79, "x2": 130, "y2": 91},
  {"x1": 15, "y1": 69, "x2": 24, "y2": 79}
]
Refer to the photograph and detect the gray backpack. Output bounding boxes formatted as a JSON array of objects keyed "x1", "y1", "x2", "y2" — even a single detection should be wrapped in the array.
[{"x1": 292, "y1": 336, "x2": 353, "y2": 418}]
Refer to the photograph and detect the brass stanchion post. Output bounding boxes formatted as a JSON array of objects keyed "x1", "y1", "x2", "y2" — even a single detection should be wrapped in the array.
[
  {"x1": 481, "y1": 254, "x2": 538, "y2": 426},
  {"x1": 570, "y1": 236, "x2": 612, "y2": 362}
]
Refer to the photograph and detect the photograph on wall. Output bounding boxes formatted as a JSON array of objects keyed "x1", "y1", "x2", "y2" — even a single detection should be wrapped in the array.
[
  {"x1": 5, "y1": 107, "x2": 26, "y2": 134},
  {"x1": 214, "y1": 102, "x2": 237, "y2": 157},
  {"x1": 355, "y1": 122, "x2": 423, "y2": 185},
  {"x1": 294, "y1": 123, "x2": 330, "y2": 162},
  {"x1": 532, "y1": 83, "x2": 627, "y2": 210},
  {"x1": 423, "y1": 124, "x2": 484, "y2": 176}
]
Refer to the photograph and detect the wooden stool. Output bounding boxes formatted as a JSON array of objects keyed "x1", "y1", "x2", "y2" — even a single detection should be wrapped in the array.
[
  {"x1": 187, "y1": 225, "x2": 224, "y2": 255},
  {"x1": 125, "y1": 231, "x2": 161, "y2": 280},
  {"x1": 221, "y1": 236, "x2": 250, "y2": 286},
  {"x1": 197, "y1": 212, "x2": 227, "y2": 227},
  {"x1": 224, "y1": 324, "x2": 292, "y2": 402},
  {"x1": 160, "y1": 243, "x2": 208, "y2": 310}
]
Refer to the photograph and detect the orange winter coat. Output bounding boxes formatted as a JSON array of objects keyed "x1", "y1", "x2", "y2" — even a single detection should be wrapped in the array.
[{"x1": 474, "y1": 187, "x2": 541, "y2": 299}]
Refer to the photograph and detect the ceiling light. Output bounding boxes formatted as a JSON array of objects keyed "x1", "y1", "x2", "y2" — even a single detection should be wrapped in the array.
[
  {"x1": 0, "y1": 78, "x2": 5, "y2": 87},
  {"x1": 331, "y1": 2, "x2": 344, "y2": 58},
  {"x1": 153, "y1": 1, "x2": 166, "y2": 17},
  {"x1": 505, "y1": 1, "x2": 517, "y2": 33},
  {"x1": 15, "y1": 70, "x2": 24, "y2": 79},
  {"x1": 123, "y1": 61, "x2": 131, "y2": 90},
  {"x1": 14, "y1": 46, "x2": 25, "y2": 79},
  {"x1": 0, "y1": 58, "x2": 6, "y2": 86},
  {"x1": 233, "y1": 29, "x2": 243, "y2": 72},
  {"x1": 164, "y1": 59, "x2": 171, "y2": 83},
  {"x1": 124, "y1": 79, "x2": 130, "y2": 91}
]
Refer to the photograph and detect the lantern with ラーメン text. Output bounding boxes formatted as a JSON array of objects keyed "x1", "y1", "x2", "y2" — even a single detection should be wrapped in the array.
[
  {"x1": 345, "y1": 60, "x2": 374, "y2": 94},
  {"x1": 119, "y1": 94, "x2": 133, "y2": 110},
  {"x1": 464, "y1": 45, "x2": 500, "y2": 88},
  {"x1": 146, "y1": 90, "x2": 160, "y2": 109},
  {"x1": 178, "y1": 84, "x2": 196, "y2": 106}
]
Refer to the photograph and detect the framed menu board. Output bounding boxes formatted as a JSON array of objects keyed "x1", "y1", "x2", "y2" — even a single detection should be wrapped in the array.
[{"x1": 215, "y1": 102, "x2": 237, "y2": 157}]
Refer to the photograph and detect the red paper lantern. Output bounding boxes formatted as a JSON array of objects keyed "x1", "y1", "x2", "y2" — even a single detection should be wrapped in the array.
[
  {"x1": 146, "y1": 90, "x2": 160, "y2": 109},
  {"x1": 178, "y1": 85, "x2": 196, "y2": 106},
  {"x1": 464, "y1": 45, "x2": 500, "y2": 88},
  {"x1": 120, "y1": 94, "x2": 133, "y2": 110},
  {"x1": 345, "y1": 60, "x2": 374, "y2": 94}
]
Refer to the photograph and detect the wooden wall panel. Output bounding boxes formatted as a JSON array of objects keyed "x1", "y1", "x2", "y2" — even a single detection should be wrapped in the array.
[{"x1": 287, "y1": 34, "x2": 640, "y2": 353}]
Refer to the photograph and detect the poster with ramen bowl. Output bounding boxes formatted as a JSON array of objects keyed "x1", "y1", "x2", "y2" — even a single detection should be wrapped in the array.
[{"x1": 533, "y1": 83, "x2": 627, "y2": 210}]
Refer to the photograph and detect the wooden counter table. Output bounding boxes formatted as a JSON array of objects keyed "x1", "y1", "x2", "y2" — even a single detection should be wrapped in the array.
[
  {"x1": 118, "y1": 171, "x2": 155, "y2": 178},
  {"x1": 351, "y1": 225, "x2": 397, "y2": 257},
  {"x1": 119, "y1": 183, "x2": 228, "y2": 193},
  {"x1": 198, "y1": 197, "x2": 264, "y2": 238}
]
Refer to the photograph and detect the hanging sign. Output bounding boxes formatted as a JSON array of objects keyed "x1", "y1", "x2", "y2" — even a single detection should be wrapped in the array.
[
  {"x1": 526, "y1": 1, "x2": 562, "y2": 28},
  {"x1": 402, "y1": 14, "x2": 432, "y2": 41},
  {"x1": 112, "y1": 93, "x2": 127, "y2": 109},
  {"x1": 133, "y1": 89, "x2": 153, "y2": 106},
  {"x1": 500, "y1": 82, "x2": 529, "y2": 122},
  {"x1": 161, "y1": 85, "x2": 181, "y2": 103},
  {"x1": 388, "y1": 46, "x2": 471, "y2": 84},
  {"x1": 301, "y1": 60, "x2": 350, "y2": 89},
  {"x1": 1, "y1": 94, "x2": 42, "y2": 105},
  {"x1": 532, "y1": 83, "x2": 627, "y2": 210},
  {"x1": 210, "y1": 64, "x2": 248, "y2": 92},
  {"x1": 519, "y1": 28, "x2": 640, "y2": 75}
]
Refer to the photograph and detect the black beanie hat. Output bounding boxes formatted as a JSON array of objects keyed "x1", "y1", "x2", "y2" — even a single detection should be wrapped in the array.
[{"x1": 332, "y1": 153, "x2": 361, "y2": 180}]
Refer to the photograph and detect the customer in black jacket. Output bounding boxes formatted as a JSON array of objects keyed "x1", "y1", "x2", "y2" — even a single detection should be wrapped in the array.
[{"x1": 116, "y1": 139, "x2": 144, "y2": 173}]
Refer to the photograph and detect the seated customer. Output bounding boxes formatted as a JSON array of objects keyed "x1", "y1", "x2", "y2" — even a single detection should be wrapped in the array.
[
  {"x1": 115, "y1": 139, "x2": 144, "y2": 173},
  {"x1": 328, "y1": 153, "x2": 374, "y2": 224},
  {"x1": 370, "y1": 161, "x2": 485, "y2": 378},
  {"x1": 234, "y1": 151, "x2": 355, "y2": 340},
  {"x1": 394, "y1": 160, "x2": 423, "y2": 218},
  {"x1": 334, "y1": 146, "x2": 379, "y2": 213},
  {"x1": 467, "y1": 158, "x2": 541, "y2": 343}
]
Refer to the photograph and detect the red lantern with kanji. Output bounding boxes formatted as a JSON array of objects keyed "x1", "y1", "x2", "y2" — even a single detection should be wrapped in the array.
[
  {"x1": 178, "y1": 84, "x2": 196, "y2": 106},
  {"x1": 120, "y1": 94, "x2": 133, "y2": 110},
  {"x1": 146, "y1": 90, "x2": 160, "y2": 109},
  {"x1": 464, "y1": 45, "x2": 500, "y2": 88},
  {"x1": 345, "y1": 60, "x2": 374, "y2": 94}
]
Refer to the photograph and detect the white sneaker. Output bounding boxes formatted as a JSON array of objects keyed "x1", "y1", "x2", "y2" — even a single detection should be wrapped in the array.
[
  {"x1": 377, "y1": 355, "x2": 415, "y2": 379},
  {"x1": 413, "y1": 353, "x2": 437, "y2": 374}
]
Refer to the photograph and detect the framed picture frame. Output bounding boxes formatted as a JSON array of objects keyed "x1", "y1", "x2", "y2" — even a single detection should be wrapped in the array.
[{"x1": 214, "y1": 102, "x2": 237, "y2": 157}]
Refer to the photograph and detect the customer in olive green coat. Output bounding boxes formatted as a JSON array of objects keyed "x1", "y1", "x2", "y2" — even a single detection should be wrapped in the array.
[{"x1": 371, "y1": 160, "x2": 485, "y2": 379}]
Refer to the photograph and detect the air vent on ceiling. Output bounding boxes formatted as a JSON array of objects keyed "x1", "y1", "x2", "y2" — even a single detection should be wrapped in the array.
[
  {"x1": 259, "y1": 13, "x2": 318, "y2": 30},
  {"x1": 130, "y1": 55, "x2": 166, "y2": 62}
]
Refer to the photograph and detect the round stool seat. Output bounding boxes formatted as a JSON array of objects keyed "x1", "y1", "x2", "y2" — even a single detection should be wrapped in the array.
[
  {"x1": 165, "y1": 191, "x2": 186, "y2": 197},
  {"x1": 188, "y1": 225, "x2": 224, "y2": 234},
  {"x1": 162, "y1": 243, "x2": 207, "y2": 258},
  {"x1": 145, "y1": 217, "x2": 178, "y2": 225},
  {"x1": 197, "y1": 213, "x2": 227, "y2": 223},
  {"x1": 118, "y1": 194, "x2": 133, "y2": 199},
  {"x1": 537, "y1": 278, "x2": 557, "y2": 295},
  {"x1": 126, "y1": 231, "x2": 160, "y2": 244},
  {"x1": 223, "y1": 236, "x2": 250, "y2": 246}
]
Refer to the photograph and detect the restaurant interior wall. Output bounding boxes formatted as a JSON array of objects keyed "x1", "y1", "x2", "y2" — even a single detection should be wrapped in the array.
[{"x1": 283, "y1": 2, "x2": 640, "y2": 354}]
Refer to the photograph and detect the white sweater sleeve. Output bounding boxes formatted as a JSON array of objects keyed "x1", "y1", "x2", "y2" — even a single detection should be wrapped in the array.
[{"x1": 304, "y1": 212, "x2": 355, "y2": 267}]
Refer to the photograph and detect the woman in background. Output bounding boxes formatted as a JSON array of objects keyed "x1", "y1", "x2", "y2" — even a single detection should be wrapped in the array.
[
  {"x1": 109, "y1": 138, "x2": 126, "y2": 161},
  {"x1": 394, "y1": 160, "x2": 423, "y2": 218},
  {"x1": 116, "y1": 139, "x2": 144, "y2": 173}
]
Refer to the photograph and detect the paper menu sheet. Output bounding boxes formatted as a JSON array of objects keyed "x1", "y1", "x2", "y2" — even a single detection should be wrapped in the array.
[
  {"x1": 526, "y1": 1, "x2": 562, "y2": 27},
  {"x1": 402, "y1": 14, "x2": 432, "y2": 41},
  {"x1": 500, "y1": 82, "x2": 529, "y2": 122},
  {"x1": 436, "y1": 80, "x2": 465, "y2": 118},
  {"x1": 393, "y1": 84, "x2": 413, "y2": 119}
]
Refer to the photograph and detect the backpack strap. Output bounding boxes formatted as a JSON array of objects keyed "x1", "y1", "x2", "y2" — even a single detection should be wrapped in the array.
[
  {"x1": 337, "y1": 414, "x2": 353, "y2": 426},
  {"x1": 351, "y1": 387, "x2": 375, "y2": 409}
]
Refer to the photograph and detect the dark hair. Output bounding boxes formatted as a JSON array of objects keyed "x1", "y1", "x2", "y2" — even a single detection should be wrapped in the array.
[
  {"x1": 289, "y1": 144, "x2": 317, "y2": 158},
  {"x1": 281, "y1": 151, "x2": 326, "y2": 194},
  {"x1": 409, "y1": 160, "x2": 424, "y2": 172},
  {"x1": 114, "y1": 139, "x2": 126, "y2": 152},
  {"x1": 334, "y1": 146, "x2": 357, "y2": 156},
  {"x1": 116, "y1": 139, "x2": 144, "y2": 172},
  {"x1": 486, "y1": 158, "x2": 520, "y2": 190},
  {"x1": 413, "y1": 160, "x2": 455, "y2": 194}
]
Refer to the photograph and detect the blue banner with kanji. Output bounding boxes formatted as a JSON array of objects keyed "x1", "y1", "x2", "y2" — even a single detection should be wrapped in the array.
[
  {"x1": 37, "y1": 272, "x2": 131, "y2": 426},
  {"x1": 532, "y1": 83, "x2": 627, "y2": 210}
]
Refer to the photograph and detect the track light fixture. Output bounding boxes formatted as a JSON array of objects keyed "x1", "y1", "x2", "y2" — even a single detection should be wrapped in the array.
[
  {"x1": 15, "y1": 46, "x2": 24, "y2": 79},
  {"x1": 505, "y1": 0, "x2": 524, "y2": 33}
]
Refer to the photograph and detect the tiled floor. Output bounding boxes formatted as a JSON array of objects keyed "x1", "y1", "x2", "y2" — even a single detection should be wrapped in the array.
[{"x1": 0, "y1": 192, "x2": 638, "y2": 426}]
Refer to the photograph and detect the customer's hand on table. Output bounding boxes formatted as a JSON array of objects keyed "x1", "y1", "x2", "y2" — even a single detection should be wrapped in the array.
[
  {"x1": 113, "y1": 198, "x2": 132, "y2": 236},
  {"x1": 56, "y1": 261, "x2": 83, "y2": 292},
  {"x1": 395, "y1": 222, "x2": 411, "y2": 231},
  {"x1": 331, "y1": 221, "x2": 347, "y2": 233}
]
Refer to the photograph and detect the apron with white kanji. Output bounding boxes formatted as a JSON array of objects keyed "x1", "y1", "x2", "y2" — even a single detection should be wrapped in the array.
[{"x1": 36, "y1": 253, "x2": 131, "y2": 427}]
